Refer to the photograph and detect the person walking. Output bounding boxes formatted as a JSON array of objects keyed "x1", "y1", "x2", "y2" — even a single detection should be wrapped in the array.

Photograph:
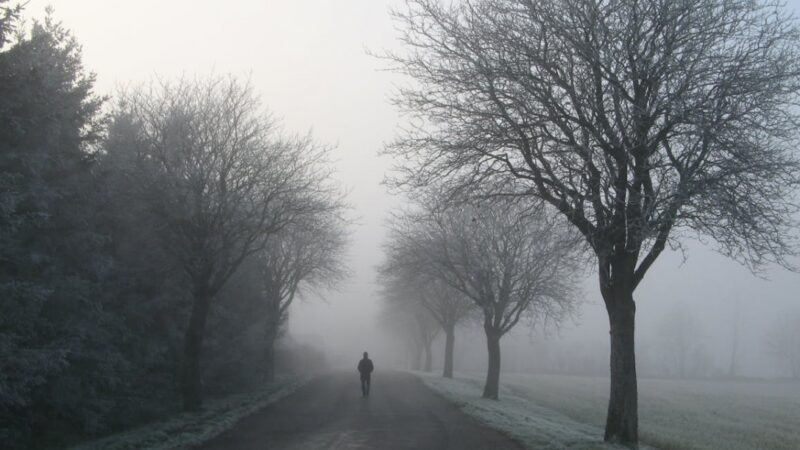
[{"x1": 357, "y1": 352, "x2": 374, "y2": 397}]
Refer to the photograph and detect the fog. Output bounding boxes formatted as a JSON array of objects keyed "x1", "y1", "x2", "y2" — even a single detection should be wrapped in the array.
[{"x1": 26, "y1": 0, "x2": 800, "y2": 380}]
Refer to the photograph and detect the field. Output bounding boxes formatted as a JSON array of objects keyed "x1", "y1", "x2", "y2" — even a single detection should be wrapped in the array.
[
  {"x1": 500, "y1": 373, "x2": 800, "y2": 450},
  {"x1": 418, "y1": 373, "x2": 625, "y2": 449},
  {"x1": 419, "y1": 372, "x2": 800, "y2": 449}
]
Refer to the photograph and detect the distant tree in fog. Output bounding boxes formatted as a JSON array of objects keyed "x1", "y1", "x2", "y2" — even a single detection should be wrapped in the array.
[
  {"x1": 416, "y1": 278, "x2": 474, "y2": 377},
  {"x1": 388, "y1": 198, "x2": 580, "y2": 399},
  {"x1": 378, "y1": 255, "x2": 475, "y2": 378},
  {"x1": 656, "y1": 305, "x2": 709, "y2": 378},
  {"x1": 727, "y1": 299, "x2": 742, "y2": 378},
  {"x1": 379, "y1": 288, "x2": 440, "y2": 372},
  {"x1": 257, "y1": 202, "x2": 348, "y2": 382},
  {"x1": 385, "y1": 0, "x2": 800, "y2": 444},
  {"x1": 765, "y1": 313, "x2": 800, "y2": 379},
  {"x1": 106, "y1": 77, "x2": 335, "y2": 411}
]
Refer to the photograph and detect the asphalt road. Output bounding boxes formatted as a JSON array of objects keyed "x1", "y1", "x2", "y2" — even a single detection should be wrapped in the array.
[{"x1": 198, "y1": 371, "x2": 523, "y2": 450}]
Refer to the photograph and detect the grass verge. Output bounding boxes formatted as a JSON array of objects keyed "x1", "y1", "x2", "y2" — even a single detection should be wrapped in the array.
[
  {"x1": 68, "y1": 376, "x2": 309, "y2": 450},
  {"x1": 414, "y1": 372, "x2": 631, "y2": 450}
]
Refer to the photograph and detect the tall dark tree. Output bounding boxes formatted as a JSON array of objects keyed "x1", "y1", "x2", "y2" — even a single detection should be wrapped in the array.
[
  {"x1": 203, "y1": 255, "x2": 273, "y2": 392},
  {"x1": 385, "y1": 0, "x2": 800, "y2": 444},
  {"x1": 0, "y1": 10, "x2": 108, "y2": 446},
  {"x1": 106, "y1": 77, "x2": 332, "y2": 410},
  {"x1": 96, "y1": 122, "x2": 193, "y2": 421},
  {"x1": 0, "y1": 1, "x2": 22, "y2": 46}
]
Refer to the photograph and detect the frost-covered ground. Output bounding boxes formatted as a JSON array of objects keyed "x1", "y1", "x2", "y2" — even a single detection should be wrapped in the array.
[
  {"x1": 423, "y1": 372, "x2": 799, "y2": 450},
  {"x1": 69, "y1": 376, "x2": 309, "y2": 450},
  {"x1": 419, "y1": 371, "x2": 800, "y2": 450},
  {"x1": 415, "y1": 372, "x2": 632, "y2": 449},
  {"x1": 501, "y1": 373, "x2": 800, "y2": 450}
]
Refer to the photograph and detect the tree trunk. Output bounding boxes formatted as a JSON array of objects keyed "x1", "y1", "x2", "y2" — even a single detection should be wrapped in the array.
[
  {"x1": 442, "y1": 324, "x2": 455, "y2": 378},
  {"x1": 603, "y1": 289, "x2": 638, "y2": 447},
  {"x1": 181, "y1": 289, "x2": 212, "y2": 411},
  {"x1": 482, "y1": 327, "x2": 501, "y2": 400},
  {"x1": 424, "y1": 340, "x2": 433, "y2": 372},
  {"x1": 728, "y1": 306, "x2": 739, "y2": 377}
]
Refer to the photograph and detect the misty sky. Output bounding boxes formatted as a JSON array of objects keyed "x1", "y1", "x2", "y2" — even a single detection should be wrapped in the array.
[{"x1": 26, "y1": 0, "x2": 800, "y2": 375}]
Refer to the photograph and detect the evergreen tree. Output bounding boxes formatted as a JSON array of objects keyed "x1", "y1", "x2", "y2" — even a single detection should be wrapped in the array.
[{"x1": 0, "y1": 10, "x2": 110, "y2": 447}]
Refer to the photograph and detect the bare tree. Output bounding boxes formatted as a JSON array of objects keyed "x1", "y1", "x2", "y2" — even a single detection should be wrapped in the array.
[
  {"x1": 379, "y1": 254, "x2": 475, "y2": 377},
  {"x1": 389, "y1": 199, "x2": 579, "y2": 399},
  {"x1": 655, "y1": 304, "x2": 707, "y2": 378},
  {"x1": 379, "y1": 286, "x2": 441, "y2": 371},
  {"x1": 258, "y1": 198, "x2": 348, "y2": 382},
  {"x1": 384, "y1": 0, "x2": 800, "y2": 444},
  {"x1": 377, "y1": 300, "x2": 421, "y2": 370},
  {"x1": 728, "y1": 298, "x2": 741, "y2": 378},
  {"x1": 107, "y1": 76, "x2": 333, "y2": 410},
  {"x1": 765, "y1": 312, "x2": 800, "y2": 379},
  {"x1": 418, "y1": 278, "x2": 474, "y2": 377}
]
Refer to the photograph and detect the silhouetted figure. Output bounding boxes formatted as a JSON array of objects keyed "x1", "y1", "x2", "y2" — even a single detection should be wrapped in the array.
[{"x1": 358, "y1": 351, "x2": 374, "y2": 397}]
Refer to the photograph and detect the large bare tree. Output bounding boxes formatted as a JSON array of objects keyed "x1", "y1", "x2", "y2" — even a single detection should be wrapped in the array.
[
  {"x1": 389, "y1": 199, "x2": 579, "y2": 399},
  {"x1": 384, "y1": 0, "x2": 800, "y2": 444},
  {"x1": 107, "y1": 76, "x2": 333, "y2": 410}
]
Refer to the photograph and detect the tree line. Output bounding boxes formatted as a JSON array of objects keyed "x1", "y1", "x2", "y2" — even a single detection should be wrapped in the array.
[
  {"x1": 381, "y1": 0, "x2": 800, "y2": 447},
  {"x1": 379, "y1": 197, "x2": 581, "y2": 399},
  {"x1": 0, "y1": 5, "x2": 347, "y2": 448}
]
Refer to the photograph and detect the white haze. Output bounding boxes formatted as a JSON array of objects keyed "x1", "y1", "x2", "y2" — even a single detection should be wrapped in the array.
[{"x1": 29, "y1": 0, "x2": 800, "y2": 378}]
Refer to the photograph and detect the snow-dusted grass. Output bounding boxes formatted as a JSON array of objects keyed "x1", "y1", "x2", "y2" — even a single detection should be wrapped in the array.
[
  {"x1": 502, "y1": 373, "x2": 800, "y2": 450},
  {"x1": 69, "y1": 376, "x2": 309, "y2": 450},
  {"x1": 415, "y1": 372, "x2": 630, "y2": 449}
]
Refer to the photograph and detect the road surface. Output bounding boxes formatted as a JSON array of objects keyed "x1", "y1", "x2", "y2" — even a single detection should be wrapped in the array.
[{"x1": 198, "y1": 371, "x2": 523, "y2": 450}]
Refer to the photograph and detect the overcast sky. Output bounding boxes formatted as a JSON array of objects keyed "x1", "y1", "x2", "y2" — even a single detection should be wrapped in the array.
[{"x1": 25, "y1": 0, "x2": 800, "y2": 374}]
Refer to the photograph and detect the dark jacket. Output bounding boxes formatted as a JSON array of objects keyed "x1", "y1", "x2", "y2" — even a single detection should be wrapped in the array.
[{"x1": 358, "y1": 358, "x2": 374, "y2": 377}]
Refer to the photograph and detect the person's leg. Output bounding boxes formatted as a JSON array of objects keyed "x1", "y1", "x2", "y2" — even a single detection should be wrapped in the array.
[
  {"x1": 361, "y1": 377, "x2": 367, "y2": 397},
  {"x1": 365, "y1": 375, "x2": 371, "y2": 396}
]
